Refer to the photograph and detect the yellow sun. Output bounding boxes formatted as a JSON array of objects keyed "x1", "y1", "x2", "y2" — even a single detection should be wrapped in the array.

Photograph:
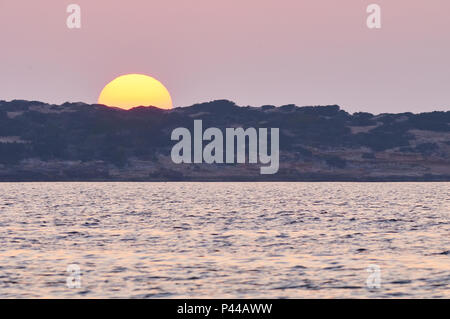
[{"x1": 98, "y1": 74, "x2": 173, "y2": 110}]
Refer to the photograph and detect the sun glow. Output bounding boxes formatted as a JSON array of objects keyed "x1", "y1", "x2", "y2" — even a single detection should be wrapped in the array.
[{"x1": 98, "y1": 74, "x2": 173, "y2": 110}]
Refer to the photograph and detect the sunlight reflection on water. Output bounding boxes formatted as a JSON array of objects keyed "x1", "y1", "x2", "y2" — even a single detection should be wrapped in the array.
[{"x1": 0, "y1": 182, "x2": 448, "y2": 298}]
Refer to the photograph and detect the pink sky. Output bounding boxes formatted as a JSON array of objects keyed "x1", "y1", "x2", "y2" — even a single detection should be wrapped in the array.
[{"x1": 0, "y1": 0, "x2": 449, "y2": 113}]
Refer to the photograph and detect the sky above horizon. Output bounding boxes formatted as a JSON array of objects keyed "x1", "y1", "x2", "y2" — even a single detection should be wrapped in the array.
[{"x1": 0, "y1": 0, "x2": 449, "y2": 113}]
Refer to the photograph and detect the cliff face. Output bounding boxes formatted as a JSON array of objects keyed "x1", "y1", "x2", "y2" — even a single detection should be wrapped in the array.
[{"x1": 0, "y1": 99, "x2": 449, "y2": 181}]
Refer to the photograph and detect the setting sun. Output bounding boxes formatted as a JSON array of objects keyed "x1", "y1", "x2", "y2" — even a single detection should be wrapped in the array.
[{"x1": 98, "y1": 74, "x2": 173, "y2": 110}]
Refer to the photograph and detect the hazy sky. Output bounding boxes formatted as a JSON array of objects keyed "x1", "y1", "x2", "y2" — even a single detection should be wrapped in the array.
[{"x1": 0, "y1": 0, "x2": 449, "y2": 113}]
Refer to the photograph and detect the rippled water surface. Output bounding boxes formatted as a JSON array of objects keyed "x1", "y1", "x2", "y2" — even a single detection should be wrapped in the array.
[{"x1": 0, "y1": 182, "x2": 448, "y2": 298}]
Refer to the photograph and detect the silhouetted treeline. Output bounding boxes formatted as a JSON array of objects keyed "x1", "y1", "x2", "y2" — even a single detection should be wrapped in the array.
[{"x1": 0, "y1": 99, "x2": 449, "y2": 181}]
